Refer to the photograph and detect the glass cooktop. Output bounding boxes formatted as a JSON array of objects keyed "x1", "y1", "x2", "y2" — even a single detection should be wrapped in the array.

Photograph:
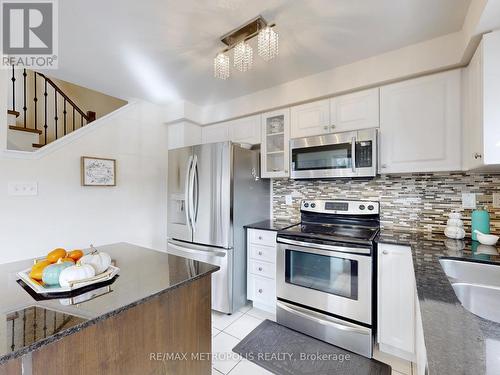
[{"x1": 279, "y1": 222, "x2": 379, "y2": 246}]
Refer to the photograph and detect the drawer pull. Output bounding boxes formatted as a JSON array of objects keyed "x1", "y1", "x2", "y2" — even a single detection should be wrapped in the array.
[
  {"x1": 258, "y1": 236, "x2": 263, "y2": 240},
  {"x1": 258, "y1": 289, "x2": 263, "y2": 294},
  {"x1": 258, "y1": 251, "x2": 263, "y2": 255},
  {"x1": 258, "y1": 267, "x2": 263, "y2": 271}
]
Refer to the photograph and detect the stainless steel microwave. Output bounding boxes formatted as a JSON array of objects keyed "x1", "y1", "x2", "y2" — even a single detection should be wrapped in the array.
[{"x1": 290, "y1": 128, "x2": 378, "y2": 179}]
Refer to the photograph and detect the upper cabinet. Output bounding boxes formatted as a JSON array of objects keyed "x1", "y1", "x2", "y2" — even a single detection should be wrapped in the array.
[
  {"x1": 201, "y1": 115, "x2": 261, "y2": 145},
  {"x1": 290, "y1": 90, "x2": 380, "y2": 139},
  {"x1": 462, "y1": 31, "x2": 500, "y2": 170},
  {"x1": 290, "y1": 99, "x2": 330, "y2": 138},
  {"x1": 201, "y1": 122, "x2": 230, "y2": 144},
  {"x1": 379, "y1": 70, "x2": 462, "y2": 174},
  {"x1": 168, "y1": 121, "x2": 202, "y2": 150},
  {"x1": 229, "y1": 115, "x2": 261, "y2": 145},
  {"x1": 261, "y1": 109, "x2": 290, "y2": 178},
  {"x1": 330, "y1": 88, "x2": 380, "y2": 132}
]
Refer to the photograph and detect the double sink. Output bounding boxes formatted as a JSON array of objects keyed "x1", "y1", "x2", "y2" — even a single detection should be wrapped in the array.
[{"x1": 440, "y1": 258, "x2": 500, "y2": 324}]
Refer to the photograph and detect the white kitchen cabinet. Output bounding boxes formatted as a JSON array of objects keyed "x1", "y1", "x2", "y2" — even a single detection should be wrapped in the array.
[
  {"x1": 168, "y1": 121, "x2": 201, "y2": 150},
  {"x1": 462, "y1": 31, "x2": 500, "y2": 170},
  {"x1": 201, "y1": 122, "x2": 229, "y2": 144},
  {"x1": 229, "y1": 115, "x2": 261, "y2": 145},
  {"x1": 330, "y1": 88, "x2": 379, "y2": 132},
  {"x1": 261, "y1": 109, "x2": 290, "y2": 178},
  {"x1": 290, "y1": 99, "x2": 330, "y2": 138},
  {"x1": 379, "y1": 70, "x2": 462, "y2": 174},
  {"x1": 377, "y1": 243, "x2": 416, "y2": 362},
  {"x1": 247, "y1": 229, "x2": 277, "y2": 313}
]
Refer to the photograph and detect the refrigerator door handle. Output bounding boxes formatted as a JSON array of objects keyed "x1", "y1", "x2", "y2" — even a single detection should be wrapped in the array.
[
  {"x1": 193, "y1": 154, "x2": 199, "y2": 225},
  {"x1": 184, "y1": 155, "x2": 194, "y2": 231},
  {"x1": 189, "y1": 155, "x2": 198, "y2": 233}
]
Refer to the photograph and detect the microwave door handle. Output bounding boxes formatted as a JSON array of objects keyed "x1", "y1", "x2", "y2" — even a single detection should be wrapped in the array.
[
  {"x1": 351, "y1": 136, "x2": 356, "y2": 173},
  {"x1": 184, "y1": 155, "x2": 194, "y2": 230}
]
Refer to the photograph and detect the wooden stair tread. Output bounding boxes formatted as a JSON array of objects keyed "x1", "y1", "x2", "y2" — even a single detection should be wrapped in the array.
[
  {"x1": 32, "y1": 143, "x2": 45, "y2": 148},
  {"x1": 7, "y1": 110, "x2": 20, "y2": 117},
  {"x1": 9, "y1": 126, "x2": 42, "y2": 135}
]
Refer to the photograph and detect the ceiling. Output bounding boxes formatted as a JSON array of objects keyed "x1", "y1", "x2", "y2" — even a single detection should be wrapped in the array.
[{"x1": 50, "y1": 0, "x2": 472, "y2": 106}]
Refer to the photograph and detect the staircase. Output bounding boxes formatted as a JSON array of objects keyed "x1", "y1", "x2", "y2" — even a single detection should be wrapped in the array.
[{"x1": 7, "y1": 66, "x2": 96, "y2": 151}]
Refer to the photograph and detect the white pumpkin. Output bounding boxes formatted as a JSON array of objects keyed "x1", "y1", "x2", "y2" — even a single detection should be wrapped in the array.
[
  {"x1": 80, "y1": 248, "x2": 112, "y2": 274},
  {"x1": 59, "y1": 263, "x2": 96, "y2": 287}
]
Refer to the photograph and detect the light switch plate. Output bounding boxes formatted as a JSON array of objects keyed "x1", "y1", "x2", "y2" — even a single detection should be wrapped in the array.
[
  {"x1": 461, "y1": 193, "x2": 476, "y2": 209},
  {"x1": 493, "y1": 193, "x2": 500, "y2": 208},
  {"x1": 8, "y1": 182, "x2": 38, "y2": 196},
  {"x1": 285, "y1": 195, "x2": 293, "y2": 205}
]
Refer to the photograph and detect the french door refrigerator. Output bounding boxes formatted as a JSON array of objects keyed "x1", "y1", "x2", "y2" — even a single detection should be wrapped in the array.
[{"x1": 167, "y1": 141, "x2": 270, "y2": 314}]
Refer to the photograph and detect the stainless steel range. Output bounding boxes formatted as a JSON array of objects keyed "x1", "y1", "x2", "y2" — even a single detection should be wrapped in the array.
[{"x1": 276, "y1": 199, "x2": 380, "y2": 358}]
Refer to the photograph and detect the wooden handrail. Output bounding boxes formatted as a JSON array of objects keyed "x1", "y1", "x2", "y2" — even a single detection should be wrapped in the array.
[{"x1": 36, "y1": 72, "x2": 92, "y2": 122}]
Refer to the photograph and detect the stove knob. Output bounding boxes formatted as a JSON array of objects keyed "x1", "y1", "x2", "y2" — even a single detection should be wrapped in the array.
[
  {"x1": 310, "y1": 203, "x2": 316, "y2": 208},
  {"x1": 304, "y1": 202, "x2": 309, "y2": 208},
  {"x1": 368, "y1": 205, "x2": 374, "y2": 211},
  {"x1": 359, "y1": 205, "x2": 366, "y2": 210}
]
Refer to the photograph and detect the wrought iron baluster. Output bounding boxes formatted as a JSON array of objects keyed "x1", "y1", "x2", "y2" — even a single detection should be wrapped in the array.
[
  {"x1": 23, "y1": 309, "x2": 26, "y2": 347},
  {"x1": 63, "y1": 99, "x2": 67, "y2": 135},
  {"x1": 54, "y1": 90, "x2": 58, "y2": 139},
  {"x1": 44, "y1": 79, "x2": 48, "y2": 145},
  {"x1": 73, "y1": 107, "x2": 75, "y2": 131},
  {"x1": 34, "y1": 72, "x2": 38, "y2": 130},
  {"x1": 23, "y1": 69, "x2": 27, "y2": 128},
  {"x1": 43, "y1": 309, "x2": 47, "y2": 338},
  {"x1": 33, "y1": 307, "x2": 37, "y2": 342},
  {"x1": 81, "y1": 113, "x2": 83, "y2": 128},
  {"x1": 11, "y1": 65, "x2": 15, "y2": 111}
]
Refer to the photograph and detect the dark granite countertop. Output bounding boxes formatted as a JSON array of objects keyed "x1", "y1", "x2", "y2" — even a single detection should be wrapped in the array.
[
  {"x1": 0, "y1": 242, "x2": 219, "y2": 365},
  {"x1": 244, "y1": 220, "x2": 298, "y2": 232},
  {"x1": 377, "y1": 230, "x2": 500, "y2": 375}
]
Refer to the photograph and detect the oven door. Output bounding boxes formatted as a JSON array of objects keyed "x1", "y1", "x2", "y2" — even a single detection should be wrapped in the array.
[
  {"x1": 290, "y1": 128, "x2": 377, "y2": 179},
  {"x1": 277, "y1": 238, "x2": 372, "y2": 324}
]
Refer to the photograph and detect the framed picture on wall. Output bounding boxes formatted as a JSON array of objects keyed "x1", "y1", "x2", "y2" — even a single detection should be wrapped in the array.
[{"x1": 81, "y1": 157, "x2": 116, "y2": 186}]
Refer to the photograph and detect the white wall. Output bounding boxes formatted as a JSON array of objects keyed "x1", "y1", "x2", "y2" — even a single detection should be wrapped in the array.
[{"x1": 0, "y1": 100, "x2": 168, "y2": 264}]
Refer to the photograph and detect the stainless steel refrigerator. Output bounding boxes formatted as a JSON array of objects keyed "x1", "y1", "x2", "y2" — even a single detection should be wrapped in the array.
[{"x1": 167, "y1": 141, "x2": 270, "y2": 314}]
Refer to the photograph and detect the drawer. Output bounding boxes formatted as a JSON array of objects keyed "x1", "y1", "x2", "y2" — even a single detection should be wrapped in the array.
[
  {"x1": 249, "y1": 259, "x2": 276, "y2": 279},
  {"x1": 249, "y1": 244, "x2": 275, "y2": 263},
  {"x1": 249, "y1": 275, "x2": 276, "y2": 305},
  {"x1": 248, "y1": 229, "x2": 277, "y2": 246}
]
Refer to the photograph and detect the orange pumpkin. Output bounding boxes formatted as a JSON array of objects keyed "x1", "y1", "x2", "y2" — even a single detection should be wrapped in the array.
[
  {"x1": 60, "y1": 257, "x2": 75, "y2": 264},
  {"x1": 47, "y1": 248, "x2": 67, "y2": 263},
  {"x1": 29, "y1": 259, "x2": 51, "y2": 281},
  {"x1": 68, "y1": 250, "x2": 84, "y2": 261}
]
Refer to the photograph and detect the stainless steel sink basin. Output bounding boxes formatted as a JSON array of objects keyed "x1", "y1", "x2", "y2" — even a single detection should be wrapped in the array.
[
  {"x1": 439, "y1": 258, "x2": 500, "y2": 323},
  {"x1": 439, "y1": 258, "x2": 500, "y2": 287}
]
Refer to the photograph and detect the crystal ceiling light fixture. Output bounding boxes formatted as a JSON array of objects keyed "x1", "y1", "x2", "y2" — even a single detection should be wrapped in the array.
[{"x1": 213, "y1": 15, "x2": 278, "y2": 79}]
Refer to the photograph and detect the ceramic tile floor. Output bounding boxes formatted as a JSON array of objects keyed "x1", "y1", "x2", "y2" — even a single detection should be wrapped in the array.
[{"x1": 211, "y1": 304, "x2": 412, "y2": 375}]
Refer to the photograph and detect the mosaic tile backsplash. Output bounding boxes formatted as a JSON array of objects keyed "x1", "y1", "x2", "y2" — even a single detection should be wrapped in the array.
[{"x1": 272, "y1": 172, "x2": 500, "y2": 236}]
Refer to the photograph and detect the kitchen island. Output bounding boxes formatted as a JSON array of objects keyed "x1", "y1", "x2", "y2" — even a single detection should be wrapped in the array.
[{"x1": 0, "y1": 243, "x2": 219, "y2": 375}]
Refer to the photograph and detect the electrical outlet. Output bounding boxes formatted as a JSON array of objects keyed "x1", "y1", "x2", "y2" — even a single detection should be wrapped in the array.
[
  {"x1": 461, "y1": 193, "x2": 476, "y2": 209},
  {"x1": 285, "y1": 195, "x2": 293, "y2": 206},
  {"x1": 493, "y1": 193, "x2": 500, "y2": 208},
  {"x1": 8, "y1": 182, "x2": 38, "y2": 196}
]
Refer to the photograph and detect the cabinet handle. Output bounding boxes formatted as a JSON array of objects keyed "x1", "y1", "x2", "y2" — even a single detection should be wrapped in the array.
[
  {"x1": 381, "y1": 164, "x2": 387, "y2": 169},
  {"x1": 258, "y1": 289, "x2": 263, "y2": 294},
  {"x1": 323, "y1": 126, "x2": 329, "y2": 131},
  {"x1": 382, "y1": 250, "x2": 388, "y2": 255},
  {"x1": 258, "y1": 267, "x2": 263, "y2": 271},
  {"x1": 474, "y1": 153, "x2": 482, "y2": 159},
  {"x1": 258, "y1": 236, "x2": 263, "y2": 240},
  {"x1": 331, "y1": 124, "x2": 335, "y2": 129},
  {"x1": 258, "y1": 251, "x2": 263, "y2": 255}
]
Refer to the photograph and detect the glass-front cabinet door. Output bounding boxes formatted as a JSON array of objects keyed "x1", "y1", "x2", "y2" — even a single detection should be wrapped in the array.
[{"x1": 261, "y1": 109, "x2": 290, "y2": 178}]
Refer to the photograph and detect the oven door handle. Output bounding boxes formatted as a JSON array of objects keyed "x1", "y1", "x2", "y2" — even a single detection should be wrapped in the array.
[
  {"x1": 277, "y1": 301, "x2": 370, "y2": 335},
  {"x1": 277, "y1": 237, "x2": 371, "y2": 255}
]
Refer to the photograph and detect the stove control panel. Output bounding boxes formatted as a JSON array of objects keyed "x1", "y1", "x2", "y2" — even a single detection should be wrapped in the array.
[{"x1": 301, "y1": 200, "x2": 380, "y2": 215}]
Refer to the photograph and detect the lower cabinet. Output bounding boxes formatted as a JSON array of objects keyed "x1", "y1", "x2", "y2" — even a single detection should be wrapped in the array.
[
  {"x1": 377, "y1": 243, "x2": 418, "y2": 362},
  {"x1": 247, "y1": 229, "x2": 277, "y2": 313}
]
